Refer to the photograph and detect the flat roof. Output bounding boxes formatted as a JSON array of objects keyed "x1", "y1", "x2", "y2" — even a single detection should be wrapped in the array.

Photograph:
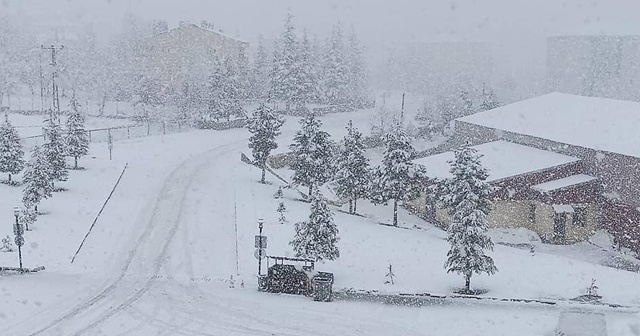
[
  {"x1": 531, "y1": 174, "x2": 597, "y2": 193},
  {"x1": 413, "y1": 140, "x2": 581, "y2": 182},
  {"x1": 457, "y1": 93, "x2": 640, "y2": 158}
]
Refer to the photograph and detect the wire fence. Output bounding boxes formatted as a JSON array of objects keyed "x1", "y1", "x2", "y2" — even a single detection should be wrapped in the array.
[{"x1": 20, "y1": 120, "x2": 192, "y2": 149}]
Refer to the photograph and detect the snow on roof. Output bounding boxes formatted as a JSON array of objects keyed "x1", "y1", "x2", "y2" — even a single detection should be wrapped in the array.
[
  {"x1": 531, "y1": 174, "x2": 597, "y2": 193},
  {"x1": 457, "y1": 93, "x2": 640, "y2": 158},
  {"x1": 552, "y1": 204, "x2": 575, "y2": 213},
  {"x1": 413, "y1": 140, "x2": 581, "y2": 182}
]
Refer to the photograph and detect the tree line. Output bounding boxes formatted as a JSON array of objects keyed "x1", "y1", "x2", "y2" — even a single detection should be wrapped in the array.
[{"x1": 247, "y1": 107, "x2": 497, "y2": 293}]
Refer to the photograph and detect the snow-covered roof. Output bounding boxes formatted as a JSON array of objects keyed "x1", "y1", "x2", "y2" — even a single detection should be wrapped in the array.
[
  {"x1": 531, "y1": 174, "x2": 597, "y2": 193},
  {"x1": 457, "y1": 93, "x2": 640, "y2": 158},
  {"x1": 552, "y1": 204, "x2": 575, "y2": 213},
  {"x1": 413, "y1": 140, "x2": 581, "y2": 182}
]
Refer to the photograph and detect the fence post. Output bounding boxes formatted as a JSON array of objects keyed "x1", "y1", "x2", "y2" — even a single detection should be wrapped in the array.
[{"x1": 127, "y1": 127, "x2": 130, "y2": 139}]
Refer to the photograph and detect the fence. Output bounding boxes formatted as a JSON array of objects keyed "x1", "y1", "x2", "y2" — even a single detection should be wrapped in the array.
[{"x1": 20, "y1": 120, "x2": 191, "y2": 148}]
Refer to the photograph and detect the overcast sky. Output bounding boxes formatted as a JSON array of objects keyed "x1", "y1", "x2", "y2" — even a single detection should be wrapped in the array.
[
  {"x1": 4, "y1": 0, "x2": 640, "y2": 45},
  {"x1": 3, "y1": 0, "x2": 639, "y2": 100}
]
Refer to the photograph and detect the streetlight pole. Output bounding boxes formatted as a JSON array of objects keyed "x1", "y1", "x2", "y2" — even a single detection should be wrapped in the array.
[
  {"x1": 258, "y1": 218, "x2": 264, "y2": 276},
  {"x1": 13, "y1": 207, "x2": 23, "y2": 270}
]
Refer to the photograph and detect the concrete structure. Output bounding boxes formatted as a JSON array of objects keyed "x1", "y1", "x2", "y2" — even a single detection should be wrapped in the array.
[
  {"x1": 547, "y1": 35, "x2": 640, "y2": 102},
  {"x1": 141, "y1": 21, "x2": 248, "y2": 89},
  {"x1": 412, "y1": 93, "x2": 640, "y2": 251}
]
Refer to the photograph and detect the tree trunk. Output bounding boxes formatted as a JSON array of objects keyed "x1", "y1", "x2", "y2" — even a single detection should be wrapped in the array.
[
  {"x1": 465, "y1": 274, "x2": 471, "y2": 293},
  {"x1": 261, "y1": 166, "x2": 266, "y2": 184},
  {"x1": 348, "y1": 199, "x2": 353, "y2": 214},
  {"x1": 308, "y1": 184, "x2": 313, "y2": 199},
  {"x1": 35, "y1": 204, "x2": 38, "y2": 214},
  {"x1": 353, "y1": 198, "x2": 358, "y2": 214},
  {"x1": 8, "y1": 173, "x2": 11, "y2": 183},
  {"x1": 74, "y1": 156, "x2": 78, "y2": 170},
  {"x1": 393, "y1": 199, "x2": 398, "y2": 226}
]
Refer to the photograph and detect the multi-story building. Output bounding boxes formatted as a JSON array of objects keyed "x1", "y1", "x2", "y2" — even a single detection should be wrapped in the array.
[{"x1": 141, "y1": 20, "x2": 249, "y2": 89}]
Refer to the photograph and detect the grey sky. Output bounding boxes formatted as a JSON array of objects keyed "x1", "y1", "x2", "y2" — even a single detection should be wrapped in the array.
[{"x1": 4, "y1": 0, "x2": 640, "y2": 44}]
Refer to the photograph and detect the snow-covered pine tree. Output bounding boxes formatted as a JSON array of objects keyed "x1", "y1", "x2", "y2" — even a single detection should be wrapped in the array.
[
  {"x1": 370, "y1": 123, "x2": 426, "y2": 226},
  {"x1": 479, "y1": 84, "x2": 501, "y2": 111},
  {"x1": 0, "y1": 114, "x2": 24, "y2": 183},
  {"x1": 321, "y1": 25, "x2": 349, "y2": 106},
  {"x1": 22, "y1": 145, "x2": 54, "y2": 212},
  {"x1": 250, "y1": 35, "x2": 271, "y2": 100},
  {"x1": 290, "y1": 191, "x2": 339, "y2": 262},
  {"x1": 345, "y1": 27, "x2": 367, "y2": 108},
  {"x1": 0, "y1": 235, "x2": 15, "y2": 252},
  {"x1": 297, "y1": 31, "x2": 317, "y2": 110},
  {"x1": 440, "y1": 145, "x2": 497, "y2": 293},
  {"x1": 43, "y1": 119, "x2": 68, "y2": 186},
  {"x1": 20, "y1": 206, "x2": 37, "y2": 231},
  {"x1": 65, "y1": 97, "x2": 89, "y2": 169},
  {"x1": 289, "y1": 115, "x2": 335, "y2": 197},
  {"x1": 334, "y1": 120, "x2": 369, "y2": 214},
  {"x1": 247, "y1": 103, "x2": 285, "y2": 183},
  {"x1": 277, "y1": 201, "x2": 288, "y2": 225},
  {"x1": 270, "y1": 13, "x2": 304, "y2": 112}
]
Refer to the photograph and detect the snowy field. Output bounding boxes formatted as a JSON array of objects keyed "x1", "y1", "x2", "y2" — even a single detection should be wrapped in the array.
[{"x1": 1, "y1": 113, "x2": 639, "y2": 335}]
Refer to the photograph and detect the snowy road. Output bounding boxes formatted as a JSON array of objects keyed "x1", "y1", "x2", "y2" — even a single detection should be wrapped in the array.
[{"x1": 2, "y1": 129, "x2": 638, "y2": 336}]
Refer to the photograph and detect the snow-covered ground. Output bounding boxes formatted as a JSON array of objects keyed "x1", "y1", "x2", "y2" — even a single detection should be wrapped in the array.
[{"x1": 1, "y1": 113, "x2": 639, "y2": 335}]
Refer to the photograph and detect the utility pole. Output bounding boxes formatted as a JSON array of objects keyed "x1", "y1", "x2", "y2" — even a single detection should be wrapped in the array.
[{"x1": 41, "y1": 45, "x2": 64, "y2": 124}]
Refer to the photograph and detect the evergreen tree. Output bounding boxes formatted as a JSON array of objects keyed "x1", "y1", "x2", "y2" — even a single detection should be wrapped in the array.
[
  {"x1": 345, "y1": 27, "x2": 367, "y2": 107},
  {"x1": 333, "y1": 120, "x2": 369, "y2": 214},
  {"x1": 321, "y1": 25, "x2": 349, "y2": 106},
  {"x1": 440, "y1": 145, "x2": 498, "y2": 293},
  {"x1": 20, "y1": 207, "x2": 37, "y2": 231},
  {"x1": 270, "y1": 13, "x2": 304, "y2": 111},
  {"x1": 370, "y1": 123, "x2": 426, "y2": 226},
  {"x1": 479, "y1": 84, "x2": 501, "y2": 111},
  {"x1": 247, "y1": 103, "x2": 285, "y2": 183},
  {"x1": 250, "y1": 35, "x2": 271, "y2": 100},
  {"x1": 65, "y1": 98, "x2": 90, "y2": 169},
  {"x1": 289, "y1": 115, "x2": 335, "y2": 197},
  {"x1": 297, "y1": 31, "x2": 317, "y2": 110},
  {"x1": 22, "y1": 145, "x2": 54, "y2": 211},
  {"x1": 208, "y1": 59, "x2": 244, "y2": 122},
  {"x1": 0, "y1": 114, "x2": 24, "y2": 183},
  {"x1": 43, "y1": 119, "x2": 68, "y2": 186},
  {"x1": 290, "y1": 191, "x2": 339, "y2": 262},
  {"x1": 277, "y1": 201, "x2": 288, "y2": 225}
]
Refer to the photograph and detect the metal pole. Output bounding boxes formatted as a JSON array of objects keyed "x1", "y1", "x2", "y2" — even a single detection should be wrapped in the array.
[
  {"x1": 258, "y1": 218, "x2": 264, "y2": 276},
  {"x1": 14, "y1": 213, "x2": 22, "y2": 269}
]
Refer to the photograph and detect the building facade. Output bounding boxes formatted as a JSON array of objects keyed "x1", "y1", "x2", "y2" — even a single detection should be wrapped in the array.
[{"x1": 412, "y1": 93, "x2": 640, "y2": 252}]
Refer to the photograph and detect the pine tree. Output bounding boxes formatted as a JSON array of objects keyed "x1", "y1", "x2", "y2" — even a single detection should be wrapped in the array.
[
  {"x1": 297, "y1": 31, "x2": 317, "y2": 110},
  {"x1": 370, "y1": 123, "x2": 426, "y2": 226},
  {"x1": 247, "y1": 103, "x2": 285, "y2": 183},
  {"x1": 290, "y1": 191, "x2": 339, "y2": 262},
  {"x1": 345, "y1": 27, "x2": 367, "y2": 107},
  {"x1": 277, "y1": 201, "x2": 288, "y2": 225},
  {"x1": 43, "y1": 119, "x2": 68, "y2": 186},
  {"x1": 0, "y1": 114, "x2": 24, "y2": 183},
  {"x1": 480, "y1": 84, "x2": 501, "y2": 111},
  {"x1": 321, "y1": 25, "x2": 350, "y2": 106},
  {"x1": 270, "y1": 13, "x2": 304, "y2": 112},
  {"x1": 65, "y1": 98, "x2": 89, "y2": 169},
  {"x1": 334, "y1": 120, "x2": 369, "y2": 214},
  {"x1": 250, "y1": 35, "x2": 271, "y2": 99},
  {"x1": 20, "y1": 206, "x2": 37, "y2": 231},
  {"x1": 208, "y1": 59, "x2": 244, "y2": 122},
  {"x1": 289, "y1": 115, "x2": 335, "y2": 197},
  {"x1": 0, "y1": 235, "x2": 15, "y2": 252},
  {"x1": 440, "y1": 145, "x2": 497, "y2": 293},
  {"x1": 22, "y1": 145, "x2": 54, "y2": 211}
]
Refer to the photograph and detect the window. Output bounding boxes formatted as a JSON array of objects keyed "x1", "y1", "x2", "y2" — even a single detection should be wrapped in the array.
[
  {"x1": 573, "y1": 206, "x2": 587, "y2": 227},
  {"x1": 528, "y1": 203, "x2": 536, "y2": 224}
]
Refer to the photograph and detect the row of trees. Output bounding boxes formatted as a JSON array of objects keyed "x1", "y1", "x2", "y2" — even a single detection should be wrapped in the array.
[
  {"x1": 0, "y1": 101, "x2": 89, "y2": 229},
  {"x1": 250, "y1": 14, "x2": 368, "y2": 111},
  {"x1": 247, "y1": 107, "x2": 496, "y2": 292}
]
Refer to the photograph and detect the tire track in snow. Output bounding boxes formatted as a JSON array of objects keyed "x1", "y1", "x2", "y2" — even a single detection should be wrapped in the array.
[{"x1": 20, "y1": 141, "x2": 242, "y2": 336}]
